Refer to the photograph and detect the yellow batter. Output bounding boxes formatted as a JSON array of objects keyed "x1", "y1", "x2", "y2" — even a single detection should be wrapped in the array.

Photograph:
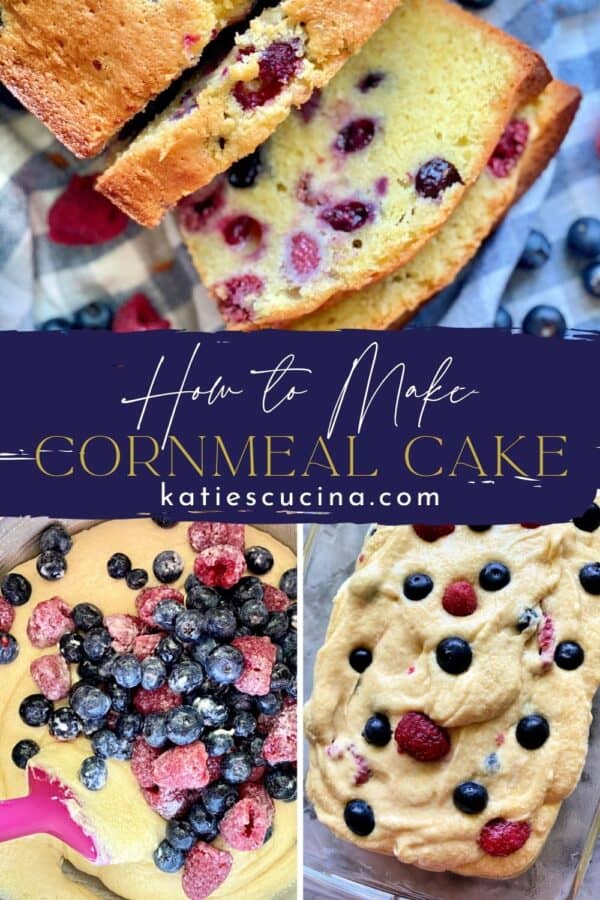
[{"x1": 0, "y1": 520, "x2": 296, "y2": 900}]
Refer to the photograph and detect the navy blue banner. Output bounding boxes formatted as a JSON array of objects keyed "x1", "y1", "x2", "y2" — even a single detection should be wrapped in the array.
[{"x1": 0, "y1": 328, "x2": 597, "y2": 524}]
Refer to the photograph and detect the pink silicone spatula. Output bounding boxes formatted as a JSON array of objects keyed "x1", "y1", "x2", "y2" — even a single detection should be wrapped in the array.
[{"x1": 0, "y1": 766, "x2": 101, "y2": 862}]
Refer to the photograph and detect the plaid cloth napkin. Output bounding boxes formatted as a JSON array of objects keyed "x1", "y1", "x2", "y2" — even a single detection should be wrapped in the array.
[{"x1": 0, "y1": 0, "x2": 598, "y2": 332}]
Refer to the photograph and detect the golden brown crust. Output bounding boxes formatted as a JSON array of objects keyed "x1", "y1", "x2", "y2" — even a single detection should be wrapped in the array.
[{"x1": 96, "y1": 0, "x2": 402, "y2": 227}]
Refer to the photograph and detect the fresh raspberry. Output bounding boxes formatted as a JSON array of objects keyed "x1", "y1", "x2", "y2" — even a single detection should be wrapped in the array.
[
  {"x1": 214, "y1": 274, "x2": 263, "y2": 324},
  {"x1": 132, "y1": 632, "x2": 164, "y2": 660},
  {"x1": 30, "y1": 653, "x2": 71, "y2": 700},
  {"x1": 0, "y1": 597, "x2": 15, "y2": 632},
  {"x1": 131, "y1": 738, "x2": 161, "y2": 788},
  {"x1": 142, "y1": 785, "x2": 190, "y2": 820},
  {"x1": 48, "y1": 174, "x2": 128, "y2": 245},
  {"x1": 133, "y1": 684, "x2": 182, "y2": 715},
  {"x1": 394, "y1": 712, "x2": 451, "y2": 762},
  {"x1": 193, "y1": 544, "x2": 246, "y2": 590},
  {"x1": 478, "y1": 818, "x2": 531, "y2": 856},
  {"x1": 233, "y1": 41, "x2": 302, "y2": 110},
  {"x1": 112, "y1": 293, "x2": 171, "y2": 333},
  {"x1": 182, "y1": 843, "x2": 233, "y2": 900},
  {"x1": 105, "y1": 613, "x2": 141, "y2": 652},
  {"x1": 188, "y1": 523, "x2": 245, "y2": 553},
  {"x1": 263, "y1": 706, "x2": 296, "y2": 764},
  {"x1": 26, "y1": 597, "x2": 73, "y2": 648},
  {"x1": 153, "y1": 742, "x2": 210, "y2": 790},
  {"x1": 219, "y1": 796, "x2": 271, "y2": 851},
  {"x1": 413, "y1": 525, "x2": 455, "y2": 543},
  {"x1": 488, "y1": 119, "x2": 530, "y2": 178},
  {"x1": 206, "y1": 756, "x2": 222, "y2": 783},
  {"x1": 135, "y1": 586, "x2": 184, "y2": 628},
  {"x1": 178, "y1": 182, "x2": 225, "y2": 233},
  {"x1": 442, "y1": 580, "x2": 477, "y2": 616},
  {"x1": 232, "y1": 635, "x2": 277, "y2": 696},
  {"x1": 538, "y1": 612, "x2": 555, "y2": 667},
  {"x1": 262, "y1": 584, "x2": 290, "y2": 613}
]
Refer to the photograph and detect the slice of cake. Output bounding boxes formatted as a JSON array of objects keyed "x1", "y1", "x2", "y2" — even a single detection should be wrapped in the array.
[
  {"x1": 289, "y1": 80, "x2": 580, "y2": 330},
  {"x1": 178, "y1": 0, "x2": 550, "y2": 329},
  {"x1": 96, "y1": 0, "x2": 403, "y2": 227},
  {"x1": 0, "y1": 0, "x2": 253, "y2": 156}
]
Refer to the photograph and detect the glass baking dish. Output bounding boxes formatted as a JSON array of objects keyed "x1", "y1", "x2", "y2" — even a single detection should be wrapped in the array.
[{"x1": 303, "y1": 523, "x2": 600, "y2": 900}]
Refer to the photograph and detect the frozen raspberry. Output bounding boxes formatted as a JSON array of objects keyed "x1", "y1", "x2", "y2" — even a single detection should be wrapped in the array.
[
  {"x1": 112, "y1": 293, "x2": 170, "y2": 333},
  {"x1": 131, "y1": 738, "x2": 161, "y2": 788},
  {"x1": 348, "y1": 744, "x2": 371, "y2": 786},
  {"x1": 178, "y1": 182, "x2": 225, "y2": 233},
  {"x1": 262, "y1": 584, "x2": 291, "y2": 613},
  {"x1": 135, "y1": 586, "x2": 184, "y2": 628},
  {"x1": 133, "y1": 684, "x2": 182, "y2": 715},
  {"x1": 538, "y1": 612, "x2": 555, "y2": 667},
  {"x1": 240, "y1": 781, "x2": 275, "y2": 815},
  {"x1": 188, "y1": 522, "x2": 245, "y2": 553},
  {"x1": 233, "y1": 41, "x2": 302, "y2": 110},
  {"x1": 219, "y1": 796, "x2": 271, "y2": 850},
  {"x1": 214, "y1": 274, "x2": 263, "y2": 324},
  {"x1": 105, "y1": 614, "x2": 141, "y2": 652},
  {"x1": 222, "y1": 215, "x2": 264, "y2": 249},
  {"x1": 206, "y1": 756, "x2": 222, "y2": 783},
  {"x1": 232, "y1": 635, "x2": 277, "y2": 696},
  {"x1": 182, "y1": 843, "x2": 233, "y2": 900},
  {"x1": 27, "y1": 597, "x2": 73, "y2": 648},
  {"x1": 442, "y1": 581, "x2": 477, "y2": 617},
  {"x1": 132, "y1": 633, "x2": 164, "y2": 660},
  {"x1": 142, "y1": 785, "x2": 190, "y2": 820},
  {"x1": 394, "y1": 712, "x2": 450, "y2": 762},
  {"x1": 30, "y1": 653, "x2": 71, "y2": 701},
  {"x1": 334, "y1": 118, "x2": 376, "y2": 154},
  {"x1": 153, "y1": 742, "x2": 209, "y2": 791},
  {"x1": 299, "y1": 88, "x2": 321, "y2": 123},
  {"x1": 288, "y1": 232, "x2": 321, "y2": 280},
  {"x1": 193, "y1": 544, "x2": 245, "y2": 590},
  {"x1": 413, "y1": 525, "x2": 455, "y2": 542},
  {"x1": 415, "y1": 158, "x2": 463, "y2": 199},
  {"x1": 320, "y1": 200, "x2": 373, "y2": 232},
  {"x1": 0, "y1": 597, "x2": 15, "y2": 632},
  {"x1": 478, "y1": 818, "x2": 531, "y2": 856},
  {"x1": 488, "y1": 119, "x2": 530, "y2": 178},
  {"x1": 263, "y1": 706, "x2": 296, "y2": 764},
  {"x1": 48, "y1": 174, "x2": 128, "y2": 245},
  {"x1": 247, "y1": 764, "x2": 266, "y2": 783}
]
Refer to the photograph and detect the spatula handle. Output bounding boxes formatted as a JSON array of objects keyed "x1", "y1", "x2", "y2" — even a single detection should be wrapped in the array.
[{"x1": 0, "y1": 794, "x2": 40, "y2": 843}]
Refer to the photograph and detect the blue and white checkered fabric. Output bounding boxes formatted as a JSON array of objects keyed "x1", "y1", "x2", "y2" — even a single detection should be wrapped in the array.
[{"x1": 0, "y1": 0, "x2": 598, "y2": 332}]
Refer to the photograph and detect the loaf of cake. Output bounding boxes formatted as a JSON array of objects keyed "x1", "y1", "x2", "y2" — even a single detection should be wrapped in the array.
[
  {"x1": 0, "y1": 0, "x2": 254, "y2": 156},
  {"x1": 305, "y1": 503, "x2": 600, "y2": 878},
  {"x1": 178, "y1": 0, "x2": 550, "y2": 329},
  {"x1": 289, "y1": 79, "x2": 580, "y2": 330},
  {"x1": 97, "y1": 0, "x2": 403, "y2": 227}
]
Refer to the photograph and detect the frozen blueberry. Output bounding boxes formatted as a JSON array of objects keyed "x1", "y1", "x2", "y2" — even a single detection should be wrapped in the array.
[
  {"x1": 270, "y1": 663, "x2": 292, "y2": 693},
  {"x1": 39, "y1": 523, "x2": 72, "y2": 555},
  {"x1": 116, "y1": 711, "x2": 143, "y2": 740},
  {"x1": 231, "y1": 576, "x2": 264, "y2": 605},
  {"x1": 153, "y1": 839, "x2": 185, "y2": 873},
  {"x1": 239, "y1": 598, "x2": 269, "y2": 628},
  {"x1": 244, "y1": 546, "x2": 274, "y2": 575},
  {"x1": 168, "y1": 660, "x2": 204, "y2": 694},
  {"x1": 479, "y1": 562, "x2": 510, "y2": 592},
  {"x1": 156, "y1": 634, "x2": 183, "y2": 666},
  {"x1": 70, "y1": 684, "x2": 111, "y2": 720},
  {"x1": 573, "y1": 503, "x2": 600, "y2": 533},
  {"x1": 232, "y1": 710, "x2": 257, "y2": 738},
  {"x1": 154, "y1": 600, "x2": 185, "y2": 631},
  {"x1": 404, "y1": 573, "x2": 433, "y2": 601},
  {"x1": 349, "y1": 647, "x2": 372, "y2": 672},
  {"x1": 583, "y1": 260, "x2": 600, "y2": 298},
  {"x1": 201, "y1": 781, "x2": 239, "y2": 817},
  {"x1": 415, "y1": 157, "x2": 462, "y2": 200},
  {"x1": 518, "y1": 230, "x2": 551, "y2": 269},
  {"x1": 221, "y1": 751, "x2": 253, "y2": 784},
  {"x1": 205, "y1": 607, "x2": 237, "y2": 641},
  {"x1": 74, "y1": 301, "x2": 114, "y2": 330},
  {"x1": 83, "y1": 628, "x2": 112, "y2": 661},
  {"x1": 36, "y1": 550, "x2": 67, "y2": 580},
  {"x1": 494, "y1": 306, "x2": 513, "y2": 330},
  {"x1": 174, "y1": 610, "x2": 205, "y2": 644},
  {"x1": 263, "y1": 612, "x2": 289, "y2": 641},
  {"x1": 188, "y1": 802, "x2": 218, "y2": 838},
  {"x1": 81, "y1": 716, "x2": 108, "y2": 737},
  {"x1": 436, "y1": 637, "x2": 472, "y2": 674},
  {"x1": 243, "y1": 734, "x2": 266, "y2": 766},
  {"x1": 165, "y1": 705, "x2": 202, "y2": 745},
  {"x1": 453, "y1": 781, "x2": 488, "y2": 814},
  {"x1": 0, "y1": 632, "x2": 19, "y2": 664},
  {"x1": 255, "y1": 692, "x2": 282, "y2": 716},
  {"x1": 186, "y1": 582, "x2": 221, "y2": 612},
  {"x1": 79, "y1": 756, "x2": 107, "y2": 791},
  {"x1": 205, "y1": 728, "x2": 235, "y2": 757},
  {"x1": 126, "y1": 568, "x2": 148, "y2": 590},
  {"x1": 141, "y1": 656, "x2": 167, "y2": 690},
  {"x1": 72, "y1": 603, "x2": 103, "y2": 632},
  {"x1": 59, "y1": 631, "x2": 84, "y2": 664},
  {"x1": 516, "y1": 607, "x2": 540, "y2": 633},
  {"x1": 1, "y1": 573, "x2": 31, "y2": 606},
  {"x1": 567, "y1": 217, "x2": 600, "y2": 258},
  {"x1": 19, "y1": 694, "x2": 53, "y2": 727},
  {"x1": 112, "y1": 653, "x2": 142, "y2": 689},
  {"x1": 107, "y1": 552, "x2": 131, "y2": 579},
  {"x1": 554, "y1": 641, "x2": 584, "y2": 670},
  {"x1": 77, "y1": 659, "x2": 102, "y2": 684},
  {"x1": 362, "y1": 714, "x2": 391, "y2": 746},
  {"x1": 166, "y1": 819, "x2": 197, "y2": 852},
  {"x1": 153, "y1": 550, "x2": 184, "y2": 584},
  {"x1": 204, "y1": 645, "x2": 244, "y2": 684},
  {"x1": 108, "y1": 681, "x2": 130, "y2": 713},
  {"x1": 143, "y1": 712, "x2": 169, "y2": 748},
  {"x1": 579, "y1": 562, "x2": 600, "y2": 595},
  {"x1": 279, "y1": 569, "x2": 297, "y2": 600},
  {"x1": 522, "y1": 305, "x2": 566, "y2": 338},
  {"x1": 192, "y1": 696, "x2": 229, "y2": 728},
  {"x1": 49, "y1": 707, "x2": 82, "y2": 741},
  {"x1": 344, "y1": 799, "x2": 374, "y2": 835},
  {"x1": 11, "y1": 739, "x2": 40, "y2": 769},
  {"x1": 91, "y1": 729, "x2": 121, "y2": 759},
  {"x1": 516, "y1": 714, "x2": 550, "y2": 750},
  {"x1": 228, "y1": 149, "x2": 262, "y2": 189}
]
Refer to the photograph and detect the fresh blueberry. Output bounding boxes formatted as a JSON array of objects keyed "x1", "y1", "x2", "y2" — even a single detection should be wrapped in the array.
[
  {"x1": 516, "y1": 714, "x2": 550, "y2": 750},
  {"x1": 436, "y1": 637, "x2": 472, "y2": 675},
  {"x1": 152, "y1": 516, "x2": 178, "y2": 528},
  {"x1": 579, "y1": 562, "x2": 600, "y2": 595},
  {"x1": 143, "y1": 712, "x2": 169, "y2": 748},
  {"x1": 116, "y1": 712, "x2": 143, "y2": 740},
  {"x1": 72, "y1": 603, "x2": 103, "y2": 632},
  {"x1": 153, "y1": 550, "x2": 184, "y2": 584},
  {"x1": 74, "y1": 301, "x2": 114, "y2": 330},
  {"x1": 79, "y1": 756, "x2": 107, "y2": 791},
  {"x1": 59, "y1": 631, "x2": 84, "y2": 664},
  {"x1": 239, "y1": 598, "x2": 269, "y2": 628},
  {"x1": 362, "y1": 713, "x2": 391, "y2": 746},
  {"x1": 0, "y1": 632, "x2": 19, "y2": 664},
  {"x1": 49, "y1": 707, "x2": 82, "y2": 741},
  {"x1": 201, "y1": 781, "x2": 239, "y2": 817},
  {"x1": 221, "y1": 751, "x2": 253, "y2": 784},
  {"x1": 141, "y1": 656, "x2": 167, "y2": 690},
  {"x1": 244, "y1": 546, "x2": 274, "y2": 575},
  {"x1": 479, "y1": 562, "x2": 510, "y2": 591},
  {"x1": 204, "y1": 607, "x2": 237, "y2": 641},
  {"x1": 188, "y1": 802, "x2": 218, "y2": 838},
  {"x1": 70, "y1": 684, "x2": 111, "y2": 720},
  {"x1": 494, "y1": 306, "x2": 513, "y2": 330},
  {"x1": 554, "y1": 641, "x2": 584, "y2": 670},
  {"x1": 232, "y1": 711, "x2": 257, "y2": 738},
  {"x1": 39, "y1": 317, "x2": 73, "y2": 331},
  {"x1": 415, "y1": 157, "x2": 462, "y2": 200},
  {"x1": 255, "y1": 693, "x2": 282, "y2": 716},
  {"x1": 522, "y1": 305, "x2": 566, "y2": 338},
  {"x1": 39, "y1": 523, "x2": 72, "y2": 555},
  {"x1": 192, "y1": 696, "x2": 229, "y2": 728},
  {"x1": 19, "y1": 694, "x2": 53, "y2": 726},
  {"x1": 165, "y1": 705, "x2": 202, "y2": 745},
  {"x1": 263, "y1": 612, "x2": 288, "y2": 641},
  {"x1": 270, "y1": 663, "x2": 291, "y2": 692},
  {"x1": 11, "y1": 739, "x2": 40, "y2": 769},
  {"x1": 453, "y1": 781, "x2": 488, "y2": 814},
  {"x1": 204, "y1": 645, "x2": 244, "y2": 684},
  {"x1": 567, "y1": 217, "x2": 600, "y2": 258},
  {"x1": 349, "y1": 647, "x2": 372, "y2": 672},
  {"x1": 166, "y1": 819, "x2": 198, "y2": 852},
  {"x1": 344, "y1": 798, "x2": 374, "y2": 835},
  {"x1": 153, "y1": 839, "x2": 185, "y2": 873},
  {"x1": 168, "y1": 660, "x2": 204, "y2": 694},
  {"x1": 279, "y1": 569, "x2": 297, "y2": 599},
  {"x1": 112, "y1": 653, "x2": 142, "y2": 689},
  {"x1": 518, "y1": 229, "x2": 551, "y2": 269},
  {"x1": 1, "y1": 573, "x2": 31, "y2": 606},
  {"x1": 231, "y1": 576, "x2": 264, "y2": 605},
  {"x1": 126, "y1": 568, "x2": 148, "y2": 590},
  {"x1": 205, "y1": 729, "x2": 235, "y2": 757},
  {"x1": 156, "y1": 635, "x2": 184, "y2": 667},
  {"x1": 36, "y1": 550, "x2": 67, "y2": 580},
  {"x1": 358, "y1": 71, "x2": 385, "y2": 92},
  {"x1": 228, "y1": 149, "x2": 262, "y2": 189},
  {"x1": 83, "y1": 627, "x2": 112, "y2": 661},
  {"x1": 174, "y1": 610, "x2": 205, "y2": 644},
  {"x1": 403, "y1": 573, "x2": 433, "y2": 601},
  {"x1": 186, "y1": 582, "x2": 221, "y2": 611},
  {"x1": 108, "y1": 682, "x2": 131, "y2": 713},
  {"x1": 573, "y1": 503, "x2": 600, "y2": 533},
  {"x1": 107, "y1": 552, "x2": 131, "y2": 579},
  {"x1": 583, "y1": 260, "x2": 600, "y2": 298}
]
